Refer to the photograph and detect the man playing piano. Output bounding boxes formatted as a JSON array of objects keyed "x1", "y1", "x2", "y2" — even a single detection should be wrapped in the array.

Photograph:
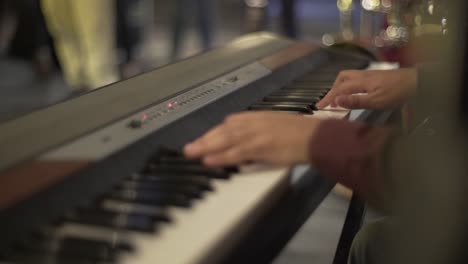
[
  {"x1": 184, "y1": 68, "x2": 416, "y2": 200},
  {"x1": 184, "y1": 67, "x2": 418, "y2": 264}
]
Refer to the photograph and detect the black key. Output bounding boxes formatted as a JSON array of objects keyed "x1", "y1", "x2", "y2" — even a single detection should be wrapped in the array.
[
  {"x1": 283, "y1": 81, "x2": 333, "y2": 88},
  {"x1": 274, "y1": 88, "x2": 327, "y2": 93},
  {"x1": 108, "y1": 189, "x2": 191, "y2": 208},
  {"x1": 116, "y1": 181, "x2": 203, "y2": 199},
  {"x1": 279, "y1": 88, "x2": 328, "y2": 93},
  {"x1": 5, "y1": 239, "x2": 59, "y2": 264},
  {"x1": 282, "y1": 87, "x2": 330, "y2": 93},
  {"x1": 277, "y1": 88, "x2": 329, "y2": 95},
  {"x1": 264, "y1": 95, "x2": 321, "y2": 103},
  {"x1": 7, "y1": 252, "x2": 113, "y2": 264},
  {"x1": 128, "y1": 174, "x2": 214, "y2": 191},
  {"x1": 145, "y1": 164, "x2": 230, "y2": 179},
  {"x1": 64, "y1": 208, "x2": 159, "y2": 232},
  {"x1": 10, "y1": 235, "x2": 57, "y2": 253},
  {"x1": 151, "y1": 147, "x2": 182, "y2": 158},
  {"x1": 6, "y1": 253, "x2": 83, "y2": 264},
  {"x1": 101, "y1": 199, "x2": 169, "y2": 218},
  {"x1": 252, "y1": 110, "x2": 301, "y2": 115},
  {"x1": 260, "y1": 101, "x2": 317, "y2": 110},
  {"x1": 8, "y1": 236, "x2": 133, "y2": 263},
  {"x1": 224, "y1": 166, "x2": 239, "y2": 173},
  {"x1": 291, "y1": 81, "x2": 334, "y2": 88},
  {"x1": 154, "y1": 155, "x2": 203, "y2": 166},
  {"x1": 354, "y1": 61, "x2": 370, "y2": 69},
  {"x1": 148, "y1": 149, "x2": 238, "y2": 173},
  {"x1": 270, "y1": 91, "x2": 326, "y2": 98},
  {"x1": 254, "y1": 101, "x2": 317, "y2": 111},
  {"x1": 148, "y1": 147, "x2": 199, "y2": 164},
  {"x1": 148, "y1": 148, "x2": 203, "y2": 166},
  {"x1": 272, "y1": 90, "x2": 325, "y2": 94},
  {"x1": 281, "y1": 85, "x2": 331, "y2": 93},
  {"x1": 249, "y1": 104, "x2": 312, "y2": 114},
  {"x1": 58, "y1": 237, "x2": 132, "y2": 261}
]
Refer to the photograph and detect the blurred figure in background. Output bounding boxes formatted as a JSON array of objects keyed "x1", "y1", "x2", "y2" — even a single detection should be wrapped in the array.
[
  {"x1": 170, "y1": 0, "x2": 216, "y2": 60},
  {"x1": 244, "y1": 0, "x2": 268, "y2": 33},
  {"x1": 280, "y1": 0, "x2": 298, "y2": 38},
  {"x1": 116, "y1": 0, "x2": 144, "y2": 79},
  {"x1": 0, "y1": 0, "x2": 13, "y2": 55},
  {"x1": 244, "y1": 0, "x2": 298, "y2": 38},
  {"x1": 41, "y1": 0, "x2": 118, "y2": 90},
  {"x1": 0, "y1": 0, "x2": 54, "y2": 77}
]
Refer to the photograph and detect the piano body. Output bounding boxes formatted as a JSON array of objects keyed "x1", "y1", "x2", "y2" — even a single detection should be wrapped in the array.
[{"x1": 0, "y1": 32, "x2": 375, "y2": 264}]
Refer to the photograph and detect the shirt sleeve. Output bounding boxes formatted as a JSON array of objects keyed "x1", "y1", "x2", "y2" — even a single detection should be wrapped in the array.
[{"x1": 308, "y1": 119, "x2": 394, "y2": 204}]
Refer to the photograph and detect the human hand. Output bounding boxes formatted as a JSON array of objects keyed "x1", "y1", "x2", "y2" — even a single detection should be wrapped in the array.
[
  {"x1": 184, "y1": 112, "x2": 321, "y2": 167},
  {"x1": 316, "y1": 68, "x2": 417, "y2": 110}
]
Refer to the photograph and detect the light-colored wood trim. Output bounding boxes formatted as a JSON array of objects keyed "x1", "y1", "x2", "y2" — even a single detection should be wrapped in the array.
[{"x1": 0, "y1": 160, "x2": 89, "y2": 210}]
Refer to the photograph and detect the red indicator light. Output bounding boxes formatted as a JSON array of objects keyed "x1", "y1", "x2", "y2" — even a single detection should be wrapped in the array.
[
  {"x1": 167, "y1": 103, "x2": 173, "y2": 108},
  {"x1": 173, "y1": 101, "x2": 178, "y2": 105}
]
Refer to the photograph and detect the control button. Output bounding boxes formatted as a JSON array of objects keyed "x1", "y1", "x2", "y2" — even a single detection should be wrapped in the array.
[
  {"x1": 228, "y1": 76, "x2": 239, "y2": 82},
  {"x1": 128, "y1": 119, "x2": 143, "y2": 129}
]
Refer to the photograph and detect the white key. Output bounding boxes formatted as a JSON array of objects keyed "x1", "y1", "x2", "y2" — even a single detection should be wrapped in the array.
[
  {"x1": 311, "y1": 109, "x2": 349, "y2": 119},
  {"x1": 118, "y1": 166, "x2": 291, "y2": 264}
]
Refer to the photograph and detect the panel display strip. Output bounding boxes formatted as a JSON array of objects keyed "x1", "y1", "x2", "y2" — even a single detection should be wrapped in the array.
[{"x1": 42, "y1": 62, "x2": 271, "y2": 161}]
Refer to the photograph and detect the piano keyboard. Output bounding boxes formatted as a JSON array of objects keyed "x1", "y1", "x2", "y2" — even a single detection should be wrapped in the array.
[
  {"x1": 248, "y1": 59, "x2": 367, "y2": 115},
  {"x1": 0, "y1": 148, "x2": 289, "y2": 264},
  {"x1": 0, "y1": 32, "x2": 373, "y2": 264}
]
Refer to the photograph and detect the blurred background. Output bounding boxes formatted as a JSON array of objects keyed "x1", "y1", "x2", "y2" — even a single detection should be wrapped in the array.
[
  {"x1": 0, "y1": 1, "x2": 461, "y2": 263},
  {"x1": 0, "y1": 0, "x2": 410, "y2": 123}
]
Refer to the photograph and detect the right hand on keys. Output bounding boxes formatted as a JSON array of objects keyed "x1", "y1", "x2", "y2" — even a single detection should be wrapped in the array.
[
  {"x1": 316, "y1": 68, "x2": 418, "y2": 110},
  {"x1": 184, "y1": 112, "x2": 322, "y2": 167}
]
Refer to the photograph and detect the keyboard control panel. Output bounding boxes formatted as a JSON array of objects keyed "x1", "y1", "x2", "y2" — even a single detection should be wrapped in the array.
[{"x1": 42, "y1": 62, "x2": 271, "y2": 161}]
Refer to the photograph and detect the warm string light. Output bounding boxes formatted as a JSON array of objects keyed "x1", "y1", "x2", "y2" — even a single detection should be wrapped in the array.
[
  {"x1": 245, "y1": 0, "x2": 268, "y2": 8},
  {"x1": 361, "y1": 0, "x2": 381, "y2": 11},
  {"x1": 337, "y1": 0, "x2": 353, "y2": 13}
]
